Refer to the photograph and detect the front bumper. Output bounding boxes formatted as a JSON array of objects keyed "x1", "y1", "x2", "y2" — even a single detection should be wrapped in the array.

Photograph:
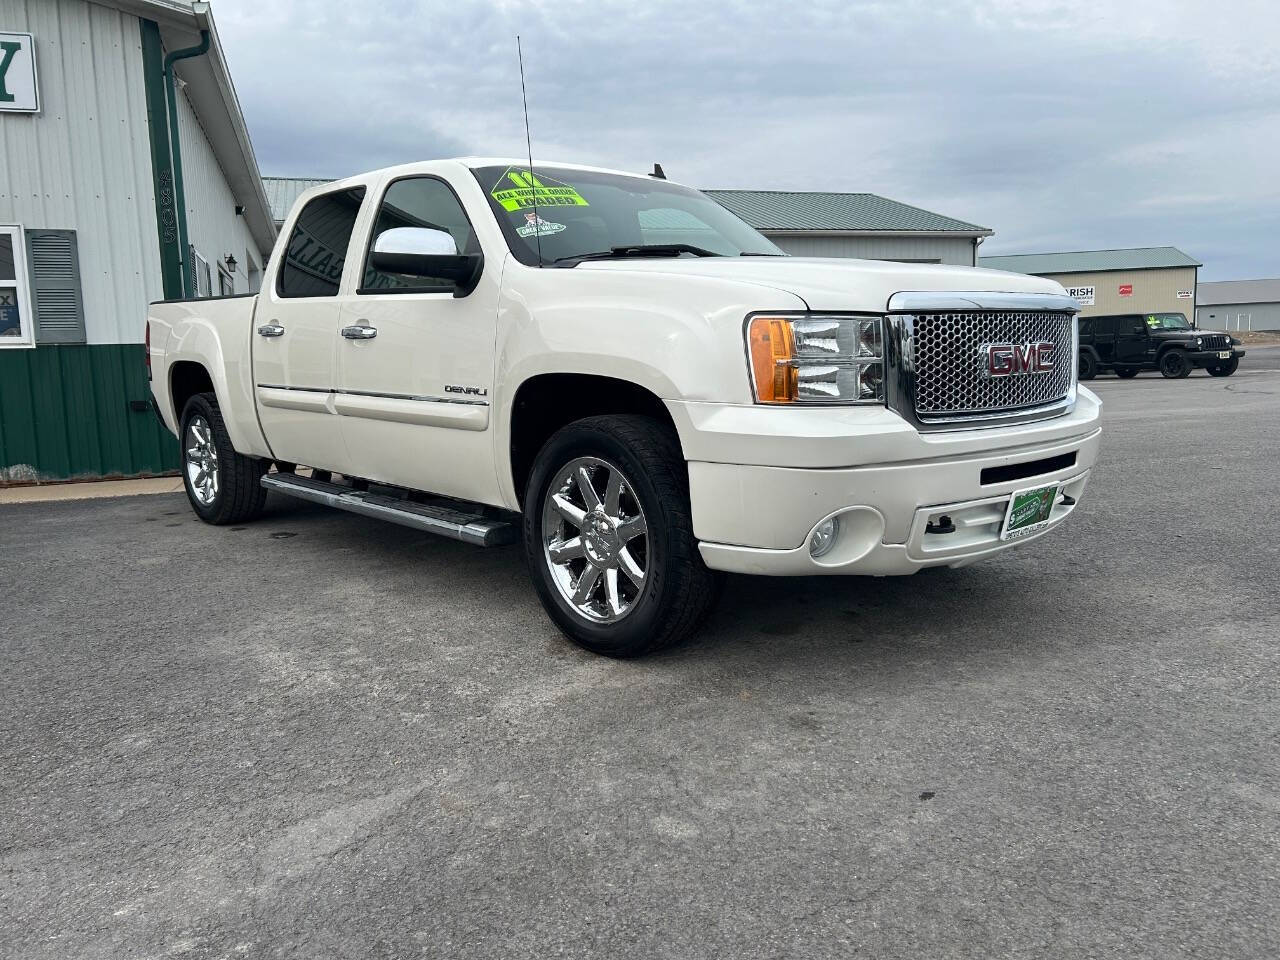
[
  {"x1": 1187, "y1": 348, "x2": 1245, "y2": 366},
  {"x1": 674, "y1": 389, "x2": 1102, "y2": 577}
]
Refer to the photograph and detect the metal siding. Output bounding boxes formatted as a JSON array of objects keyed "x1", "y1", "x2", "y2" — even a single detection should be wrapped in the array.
[
  {"x1": 769, "y1": 234, "x2": 975, "y2": 266},
  {"x1": 0, "y1": 0, "x2": 161, "y2": 346},
  {"x1": 263, "y1": 176, "x2": 330, "y2": 225},
  {"x1": 1197, "y1": 279, "x2": 1280, "y2": 306},
  {"x1": 1197, "y1": 301, "x2": 1280, "y2": 332},
  {"x1": 0, "y1": 343, "x2": 176, "y2": 481},
  {"x1": 174, "y1": 79, "x2": 263, "y2": 290},
  {"x1": 1027, "y1": 267, "x2": 1200, "y2": 318}
]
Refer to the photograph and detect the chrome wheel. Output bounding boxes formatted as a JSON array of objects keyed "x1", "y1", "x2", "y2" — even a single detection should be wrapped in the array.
[
  {"x1": 541, "y1": 456, "x2": 648, "y2": 623},
  {"x1": 184, "y1": 415, "x2": 220, "y2": 506}
]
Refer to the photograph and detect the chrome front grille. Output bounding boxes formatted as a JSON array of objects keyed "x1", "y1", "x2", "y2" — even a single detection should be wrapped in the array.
[
  {"x1": 1200, "y1": 333, "x2": 1230, "y2": 351},
  {"x1": 910, "y1": 311, "x2": 1074, "y2": 417}
]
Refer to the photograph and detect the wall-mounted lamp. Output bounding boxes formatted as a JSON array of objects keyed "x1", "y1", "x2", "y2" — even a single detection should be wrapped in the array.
[
  {"x1": 224, "y1": 254, "x2": 238, "y2": 272},
  {"x1": 234, "y1": 205, "x2": 245, "y2": 216}
]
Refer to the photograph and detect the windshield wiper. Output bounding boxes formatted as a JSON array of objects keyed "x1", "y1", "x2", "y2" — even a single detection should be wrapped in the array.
[{"x1": 553, "y1": 243, "x2": 723, "y2": 265}]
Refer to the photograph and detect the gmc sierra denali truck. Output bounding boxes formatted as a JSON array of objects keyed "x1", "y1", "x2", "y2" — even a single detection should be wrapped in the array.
[{"x1": 148, "y1": 159, "x2": 1101, "y2": 657}]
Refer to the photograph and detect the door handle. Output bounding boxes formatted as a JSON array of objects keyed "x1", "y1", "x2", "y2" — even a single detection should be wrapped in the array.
[
  {"x1": 341, "y1": 324, "x2": 378, "y2": 340},
  {"x1": 257, "y1": 322, "x2": 285, "y2": 338}
]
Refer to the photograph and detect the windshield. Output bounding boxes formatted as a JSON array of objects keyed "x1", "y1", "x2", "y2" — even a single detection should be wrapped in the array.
[
  {"x1": 471, "y1": 164, "x2": 784, "y2": 266},
  {"x1": 1145, "y1": 312, "x2": 1192, "y2": 331}
]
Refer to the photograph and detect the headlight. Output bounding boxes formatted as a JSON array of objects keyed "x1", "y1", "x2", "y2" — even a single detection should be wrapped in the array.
[
  {"x1": 746, "y1": 314, "x2": 884, "y2": 404},
  {"x1": 1195, "y1": 336, "x2": 1203, "y2": 348}
]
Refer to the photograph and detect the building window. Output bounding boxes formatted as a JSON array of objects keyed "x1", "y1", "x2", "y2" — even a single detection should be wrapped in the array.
[
  {"x1": 218, "y1": 265, "x2": 234, "y2": 297},
  {"x1": 190, "y1": 247, "x2": 213, "y2": 298},
  {"x1": 0, "y1": 225, "x2": 34, "y2": 347},
  {"x1": 1, "y1": 227, "x2": 85, "y2": 345}
]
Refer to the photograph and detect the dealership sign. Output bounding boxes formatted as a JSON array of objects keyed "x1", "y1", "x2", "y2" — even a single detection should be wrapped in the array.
[
  {"x1": 1118, "y1": 284, "x2": 1133, "y2": 297},
  {"x1": 1176, "y1": 289, "x2": 1193, "y2": 299},
  {"x1": 0, "y1": 32, "x2": 39, "y2": 112},
  {"x1": 1064, "y1": 285, "x2": 1095, "y2": 306}
]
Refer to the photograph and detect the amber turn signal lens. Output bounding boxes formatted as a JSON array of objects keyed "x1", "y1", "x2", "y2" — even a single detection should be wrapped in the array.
[{"x1": 748, "y1": 316, "x2": 797, "y2": 403}]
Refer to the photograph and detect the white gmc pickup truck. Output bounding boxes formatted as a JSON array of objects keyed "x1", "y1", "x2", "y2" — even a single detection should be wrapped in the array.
[{"x1": 148, "y1": 158, "x2": 1101, "y2": 656}]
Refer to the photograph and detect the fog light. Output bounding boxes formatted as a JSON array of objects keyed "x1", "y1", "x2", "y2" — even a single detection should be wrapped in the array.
[{"x1": 809, "y1": 516, "x2": 840, "y2": 558}]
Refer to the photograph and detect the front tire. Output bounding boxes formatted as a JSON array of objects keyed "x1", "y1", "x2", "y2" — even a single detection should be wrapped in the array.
[
  {"x1": 1078, "y1": 352, "x2": 1097, "y2": 380},
  {"x1": 1159, "y1": 350, "x2": 1191, "y2": 379},
  {"x1": 522, "y1": 415, "x2": 721, "y2": 657},
  {"x1": 180, "y1": 392, "x2": 269, "y2": 525},
  {"x1": 1208, "y1": 357, "x2": 1239, "y2": 377}
]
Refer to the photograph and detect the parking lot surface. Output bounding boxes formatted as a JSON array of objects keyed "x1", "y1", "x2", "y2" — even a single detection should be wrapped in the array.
[{"x1": 4, "y1": 352, "x2": 1279, "y2": 959}]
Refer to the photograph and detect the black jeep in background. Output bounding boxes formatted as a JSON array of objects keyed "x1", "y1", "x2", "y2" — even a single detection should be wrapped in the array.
[{"x1": 1078, "y1": 312, "x2": 1246, "y2": 379}]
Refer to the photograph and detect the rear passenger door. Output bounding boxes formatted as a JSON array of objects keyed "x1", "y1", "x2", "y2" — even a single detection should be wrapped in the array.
[
  {"x1": 1114, "y1": 315, "x2": 1148, "y2": 365},
  {"x1": 253, "y1": 186, "x2": 367, "y2": 473}
]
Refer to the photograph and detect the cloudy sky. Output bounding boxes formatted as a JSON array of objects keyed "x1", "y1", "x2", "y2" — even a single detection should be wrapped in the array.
[{"x1": 213, "y1": 0, "x2": 1278, "y2": 280}]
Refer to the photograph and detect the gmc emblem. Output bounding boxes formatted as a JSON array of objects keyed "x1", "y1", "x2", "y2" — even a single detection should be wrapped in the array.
[{"x1": 980, "y1": 342, "x2": 1056, "y2": 377}]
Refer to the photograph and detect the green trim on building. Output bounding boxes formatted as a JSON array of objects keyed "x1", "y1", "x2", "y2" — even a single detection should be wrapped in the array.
[
  {"x1": 139, "y1": 18, "x2": 184, "y2": 301},
  {"x1": 0, "y1": 345, "x2": 177, "y2": 482}
]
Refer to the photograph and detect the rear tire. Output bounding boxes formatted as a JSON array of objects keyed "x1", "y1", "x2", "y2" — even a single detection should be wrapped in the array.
[
  {"x1": 1115, "y1": 366, "x2": 1139, "y2": 379},
  {"x1": 1078, "y1": 352, "x2": 1097, "y2": 380},
  {"x1": 1159, "y1": 350, "x2": 1191, "y2": 379},
  {"x1": 179, "y1": 392, "x2": 269, "y2": 525},
  {"x1": 522, "y1": 415, "x2": 721, "y2": 658},
  {"x1": 1207, "y1": 357, "x2": 1239, "y2": 377}
]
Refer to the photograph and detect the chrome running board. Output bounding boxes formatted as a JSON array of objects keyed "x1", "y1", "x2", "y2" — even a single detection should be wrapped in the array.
[{"x1": 261, "y1": 473, "x2": 518, "y2": 547}]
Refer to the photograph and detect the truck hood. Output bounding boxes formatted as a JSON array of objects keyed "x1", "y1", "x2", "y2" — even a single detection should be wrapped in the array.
[{"x1": 575, "y1": 256, "x2": 1065, "y2": 311}]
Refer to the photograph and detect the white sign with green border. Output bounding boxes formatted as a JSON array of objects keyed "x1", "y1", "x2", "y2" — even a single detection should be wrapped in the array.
[{"x1": 0, "y1": 32, "x2": 39, "y2": 113}]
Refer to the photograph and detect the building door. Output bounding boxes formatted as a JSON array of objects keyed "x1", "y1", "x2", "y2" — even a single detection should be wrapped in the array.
[
  {"x1": 333, "y1": 174, "x2": 502, "y2": 505},
  {"x1": 252, "y1": 185, "x2": 367, "y2": 473}
]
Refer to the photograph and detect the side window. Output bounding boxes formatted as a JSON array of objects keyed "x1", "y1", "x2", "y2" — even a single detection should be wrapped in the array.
[
  {"x1": 362, "y1": 177, "x2": 475, "y2": 293},
  {"x1": 1078, "y1": 317, "x2": 1093, "y2": 338},
  {"x1": 277, "y1": 187, "x2": 367, "y2": 298}
]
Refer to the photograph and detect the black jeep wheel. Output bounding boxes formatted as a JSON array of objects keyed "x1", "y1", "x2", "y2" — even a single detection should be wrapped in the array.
[
  {"x1": 1207, "y1": 357, "x2": 1239, "y2": 377},
  {"x1": 1115, "y1": 366, "x2": 1139, "y2": 379},
  {"x1": 1078, "y1": 352, "x2": 1097, "y2": 380},
  {"x1": 1159, "y1": 350, "x2": 1191, "y2": 379}
]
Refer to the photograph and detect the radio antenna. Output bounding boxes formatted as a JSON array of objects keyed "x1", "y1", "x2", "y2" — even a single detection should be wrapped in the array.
[{"x1": 516, "y1": 35, "x2": 543, "y2": 268}]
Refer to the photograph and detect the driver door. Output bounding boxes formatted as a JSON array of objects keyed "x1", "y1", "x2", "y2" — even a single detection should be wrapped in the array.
[{"x1": 333, "y1": 174, "x2": 502, "y2": 504}]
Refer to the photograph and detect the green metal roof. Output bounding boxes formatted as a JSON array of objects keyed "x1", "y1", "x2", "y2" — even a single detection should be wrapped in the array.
[
  {"x1": 979, "y1": 246, "x2": 1201, "y2": 275},
  {"x1": 705, "y1": 190, "x2": 991, "y2": 235}
]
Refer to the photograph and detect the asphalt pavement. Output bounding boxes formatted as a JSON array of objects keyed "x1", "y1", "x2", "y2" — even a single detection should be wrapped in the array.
[{"x1": 3, "y1": 351, "x2": 1278, "y2": 959}]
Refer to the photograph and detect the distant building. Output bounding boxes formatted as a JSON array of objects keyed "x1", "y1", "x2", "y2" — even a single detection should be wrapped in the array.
[
  {"x1": 263, "y1": 177, "x2": 993, "y2": 267},
  {"x1": 980, "y1": 247, "x2": 1201, "y2": 319},
  {"x1": 1195, "y1": 279, "x2": 1280, "y2": 332},
  {"x1": 704, "y1": 191, "x2": 991, "y2": 265}
]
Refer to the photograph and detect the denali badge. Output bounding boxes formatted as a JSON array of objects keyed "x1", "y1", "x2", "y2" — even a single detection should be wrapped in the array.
[
  {"x1": 980, "y1": 342, "x2": 1055, "y2": 378},
  {"x1": 444, "y1": 384, "x2": 488, "y2": 396}
]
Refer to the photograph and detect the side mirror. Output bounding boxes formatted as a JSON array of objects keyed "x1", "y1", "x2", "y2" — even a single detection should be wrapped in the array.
[{"x1": 369, "y1": 227, "x2": 483, "y2": 298}]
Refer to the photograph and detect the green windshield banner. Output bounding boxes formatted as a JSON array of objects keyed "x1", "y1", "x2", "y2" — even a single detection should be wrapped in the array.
[{"x1": 490, "y1": 168, "x2": 589, "y2": 212}]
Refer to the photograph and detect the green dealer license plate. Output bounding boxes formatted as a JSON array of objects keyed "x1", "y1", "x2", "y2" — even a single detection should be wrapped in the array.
[{"x1": 1001, "y1": 483, "x2": 1061, "y2": 541}]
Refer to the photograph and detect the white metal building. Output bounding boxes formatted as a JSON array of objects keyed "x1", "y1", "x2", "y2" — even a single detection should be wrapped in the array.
[
  {"x1": 1196, "y1": 279, "x2": 1280, "y2": 332},
  {"x1": 0, "y1": 0, "x2": 275, "y2": 480}
]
